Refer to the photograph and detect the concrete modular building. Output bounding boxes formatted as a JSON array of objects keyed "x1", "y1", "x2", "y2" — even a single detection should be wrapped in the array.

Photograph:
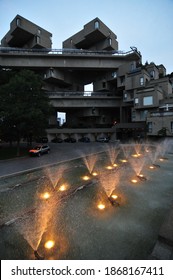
[{"x1": 0, "y1": 15, "x2": 173, "y2": 141}]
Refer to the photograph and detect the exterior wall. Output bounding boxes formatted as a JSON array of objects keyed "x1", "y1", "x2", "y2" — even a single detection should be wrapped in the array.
[
  {"x1": 63, "y1": 17, "x2": 118, "y2": 51},
  {"x1": 125, "y1": 69, "x2": 150, "y2": 90},
  {"x1": 147, "y1": 114, "x2": 173, "y2": 136},
  {"x1": 1, "y1": 14, "x2": 52, "y2": 49},
  {"x1": 149, "y1": 77, "x2": 172, "y2": 96},
  {"x1": 134, "y1": 86, "x2": 164, "y2": 109}
]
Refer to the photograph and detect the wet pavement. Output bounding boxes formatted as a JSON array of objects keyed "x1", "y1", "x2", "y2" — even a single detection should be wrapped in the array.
[
  {"x1": 0, "y1": 142, "x2": 108, "y2": 178},
  {"x1": 0, "y1": 142, "x2": 173, "y2": 260}
]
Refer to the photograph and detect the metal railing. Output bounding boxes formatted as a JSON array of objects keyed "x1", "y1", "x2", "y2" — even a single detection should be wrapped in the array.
[
  {"x1": 0, "y1": 47, "x2": 141, "y2": 56},
  {"x1": 46, "y1": 91, "x2": 117, "y2": 97}
]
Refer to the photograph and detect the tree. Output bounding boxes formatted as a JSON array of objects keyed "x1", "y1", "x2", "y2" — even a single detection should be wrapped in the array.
[{"x1": 0, "y1": 69, "x2": 52, "y2": 156}]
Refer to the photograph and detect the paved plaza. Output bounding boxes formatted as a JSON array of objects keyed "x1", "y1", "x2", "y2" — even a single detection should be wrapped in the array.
[{"x1": 0, "y1": 142, "x2": 173, "y2": 260}]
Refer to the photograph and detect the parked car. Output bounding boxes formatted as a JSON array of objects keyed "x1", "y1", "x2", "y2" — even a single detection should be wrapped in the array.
[
  {"x1": 96, "y1": 137, "x2": 109, "y2": 143},
  {"x1": 78, "y1": 137, "x2": 90, "y2": 143},
  {"x1": 29, "y1": 145, "x2": 50, "y2": 156},
  {"x1": 64, "y1": 137, "x2": 76, "y2": 143},
  {"x1": 51, "y1": 137, "x2": 63, "y2": 143}
]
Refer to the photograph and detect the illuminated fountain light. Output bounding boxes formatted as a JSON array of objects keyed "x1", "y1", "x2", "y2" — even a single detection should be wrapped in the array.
[
  {"x1": 44, "y1": 240, "x2": 55, "y2": 249},
  {"x1": 108, "y1": 193, "x2": 121, "y2": 206},
  {"x1": 40, "y1": 192, "x2": 51, "y2": 200},
  {"x1": 131, "y1": 153, "x2": 142, "y2": 158},
  {"x1": 149, "y1": 165, "x2": 154, "y2": 169},
  {"x1": 58, "y1": 184, "x2": 67, "y2": 191},
  {"x1": 82, "y1": 175, "x2": 90, "y2": 181},
  {"x1": 97, "y1": 203, "x2": 106, "y2": 210},
  {"x1": 159, "y1": 157, "x2": 168, "y2": 161},
  {"x1": 113, "y1": 163, "x2": 118, "y2": 167},
  {"x1": 120, "y1": 159, "x2": 128, "y2": 163},
  {"x1": 131, "y1": 178, "x2": 138, "y2": 184},
  {"x1": 92, "y1": 171, "x2": 98, "y2": 176},
  {"x1": 137, "y1": 173, "x2": 147, "y2": 181},
  {"x1": 106, "y1": 165, "x2": 114, "y2": 170}
]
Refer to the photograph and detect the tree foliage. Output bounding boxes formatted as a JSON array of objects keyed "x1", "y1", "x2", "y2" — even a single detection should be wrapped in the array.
[{"x1": 0, "y1": 69, "x2": 52, "y2": 151}]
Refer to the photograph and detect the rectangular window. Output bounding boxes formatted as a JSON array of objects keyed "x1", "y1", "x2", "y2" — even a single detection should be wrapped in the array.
[
  {"x1": 140, "y1": 77, "x2": 144, "y2": 86},
  {"x1": 135, "y1": 98, "x2": 139, "y2": 105},
  {"x1": 140, "y1": 110, "x2": 148, "y2": 120},
  {"x1": 132, "y1": 110, "x2": 136, "y2": 121},
  {"x1": 102, "y1": 82, "x2": 106, "y2": 88},
  {"x1": 36, "y1": 36, "x2": 40, "y2": 44},
  {"x1": 94, "y1": 21, "x2": 100, "y2": 29},
  {"x1": 16, "y1": 18, "x2": 21, "y2": 26},
  {"x1": 143, "y1": 96, "x2": 153, "y2": 106},
  {"x1": 171, "y1": 121, "x2": 173, "y2": 133},
  {"x1": 112, "y1": 72, "x2": 117, "y2": 78},
  {"x1": 124, "y1": 93, "x2": 127, "y2": 100},
  {"x1": 108, "y1": 38, "x2": 112, "y2": 45},
  {"x1": 147, "y1": 122, "x2": 152, "y2": 133},
  {"x1": 131, "y1": 63, "x2": 135, "y2": 71},
  {"x1": 120, "y1": 76, "x2": 125, "y2": 85}
]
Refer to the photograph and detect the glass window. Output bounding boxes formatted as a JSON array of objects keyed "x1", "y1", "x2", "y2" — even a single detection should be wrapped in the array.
[
  {"x1": 112, "y1": 72, "x2": 117, "y2": 78},
  {"x1": 132, "y1": 110, "x2": 136, "y2": 121},
  {"x1": 150, "y1": 70, "x2": 155, "y2": 78},
  {"x1": 140, "y1": 110, "x2": 148, "y2": 120},
  {"x1": 120, "y1": 76, "x2": 125, "y2": 85},
  {"x1": 140, "y1": 77, "x2": 144, "y2": 85},
  {"x1": 135, "y1": 98, "x2": 139, "y2": 105},
  {"x1": 94, "y1": 21, "x2": 100, "y2": 29},
  {"x1": 36, "y1": 36, "x2": 40, "y2": 44},
  {"x1": 143, "y1": 96, "x2": 153, "y2": 106},
  {"x1": 16, "y1": 18, "x2": 21, "y2": 26},
  {"x1": 102, "y1": 82, "x2": 106, "y2": 88},
  {"x1": 131, "y1": 63, "x2": 135, "y2": 71},
  {"x1": 124, "y1": 93, "x2": 127, "y2": 100},
  {"x1": 147, "y1": 122, "x2": 152, "y2": 133},
  {"x1": 108, "y1": 38, "x2": 112, "y2": 45},
  {"x1": 171, "y1": 122, "x2": 173, "y2": 133}
]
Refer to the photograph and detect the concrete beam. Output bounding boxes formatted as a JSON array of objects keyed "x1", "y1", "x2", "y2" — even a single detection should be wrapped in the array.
[{"x1": 0, "y1": 51, "x2": 138, "y2": 70}]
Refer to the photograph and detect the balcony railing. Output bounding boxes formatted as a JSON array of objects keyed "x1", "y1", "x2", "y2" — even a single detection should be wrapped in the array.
[
  {"x1": 0, "y1": 47, "x2": 140, "y2": 57},
  {"x1": 46, "y1": 91, "x2": 118, "y2": 98},
  {"x1": 149, "y1": 111, "x2": 173, "y2": 117}
]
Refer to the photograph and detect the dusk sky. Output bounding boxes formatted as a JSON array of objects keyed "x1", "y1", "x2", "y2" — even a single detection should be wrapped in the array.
[{"x1": 0, "y1": 0, "x2": 173, "y2": 73}]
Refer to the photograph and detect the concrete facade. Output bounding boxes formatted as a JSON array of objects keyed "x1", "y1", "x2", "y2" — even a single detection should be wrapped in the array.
[{"x1": 0, "y1": 15, "x2": 173, "y2": 140}]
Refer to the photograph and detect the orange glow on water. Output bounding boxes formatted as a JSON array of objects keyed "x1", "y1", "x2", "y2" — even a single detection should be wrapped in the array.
[
  {"x1": 121, "y1": 159, "x2": 128, "y2": 163},
  {"x1": 132, "y1": 153, "x2": 141, "y2": 158},
  {"x1": 41, "y1": 192, "x2": 51, "y2": 200},
  {"x1": 111, "y1": 194, "x2": 118, "y2": 200},
  {"x1": 149, "y1": 165, "x2": 154, "y2": 169},
  {"x1": 97, "y1": 203, "x2": 106, "y2": 210},
  {"x1": 83, "y1": 175, "x2": 90, "y2": 181},
  {"x1": 131, "y1": 179, "x2": 138, "y2": 183},
  {"x1": 44, "y1": 240, "x2": 55, "y2": 249},
  {"x1": 59, "y1": 184, "x2": 66, "y2": 191},
  {"x1": 106, "y1": 166, "x2": 113, "y2": 170}
]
